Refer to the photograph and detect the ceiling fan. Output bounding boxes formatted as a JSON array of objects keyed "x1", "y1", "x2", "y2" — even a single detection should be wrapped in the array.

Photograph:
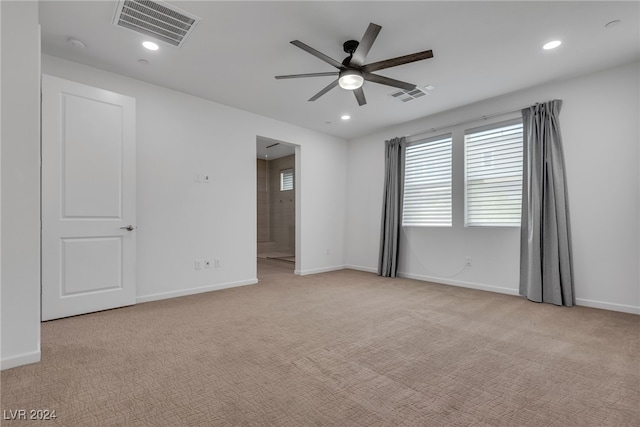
[{"x1": 275, "y1": 23, "x2": 434, "y2": 106}]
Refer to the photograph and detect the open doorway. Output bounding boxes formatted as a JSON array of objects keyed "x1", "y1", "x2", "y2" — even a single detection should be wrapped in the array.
[{"x1": 256, "y1": 137, "x2": 299, "y2": 275}]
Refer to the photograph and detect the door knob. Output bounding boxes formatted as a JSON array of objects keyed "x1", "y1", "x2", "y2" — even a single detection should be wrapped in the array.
[{"x1": 120, "y1": 225, "x2": 135, "y2": 231}]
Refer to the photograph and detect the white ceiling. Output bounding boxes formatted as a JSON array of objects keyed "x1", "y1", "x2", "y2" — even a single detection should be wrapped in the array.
[{"x1": 39, "y1": 1, "x2": 639, "y2": 140}]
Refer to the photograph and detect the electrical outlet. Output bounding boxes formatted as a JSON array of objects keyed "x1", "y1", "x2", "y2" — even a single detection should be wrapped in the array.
[
  {"x1": 214, "y1": 259, "x2": 221, "y2": 268},
  {"x1": 204, "y1": 260, "x2": 211, "y2": 269},
  {"x1": 203, "y1": 174, "x2": 210, "y2": 183},
  {"x1": 195, "y1": 259, "x2": 202, "y2": 270},
  {"x1": 465, "y1": 257, "x2": 472, "y2": 267}
]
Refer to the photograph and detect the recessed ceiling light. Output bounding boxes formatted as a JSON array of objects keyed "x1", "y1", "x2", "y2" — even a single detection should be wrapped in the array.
[
  {"x1": 67, "y1": 38, "x2": 85, "y2": 49},
  {"x1": 605, "y1": 20, "x2": 621, "y2": 28},
  {"x1": 142, "y1": 41, "x2": 159, "y2": 51},
  {"x1": 341, "y1": 115, "x2": 351, "y2": 120},
  {"x1": 543, "y1": 40, "x2": 562, "y2": 50}
]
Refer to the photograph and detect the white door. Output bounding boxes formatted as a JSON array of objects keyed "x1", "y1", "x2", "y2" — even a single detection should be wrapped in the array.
[{"x1": 42, "y1": 74, "x2": 136, "y2": 321}]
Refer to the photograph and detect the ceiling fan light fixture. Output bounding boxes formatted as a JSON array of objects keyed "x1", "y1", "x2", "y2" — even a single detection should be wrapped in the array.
[
  {"x1": 276, "y1": 23, "x2": 433, "y2": 106},
  {"x1": 339, "y1": 70, "x2": 364, "y2": 90}
]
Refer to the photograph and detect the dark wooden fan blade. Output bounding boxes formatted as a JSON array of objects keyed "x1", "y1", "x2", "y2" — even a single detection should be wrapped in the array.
[
  {"x1": 363, "y1": 50, "x2": 434, "y2": 73},
  {"x1": 275, "y1": 72, "x2": 339, "y2": 79},
  {"x1": 308, "y1": 79, "x2": 340, "y2": 101},
  {"x1": 290, "y1": 40, "x2": 343, "y2": 69},
  {"x1": 354, "y1": 87, "x2": 367, "y2": 106},
  {"x1": 365, "y1": 73, "x2": 416, "y2": 91},
  {"x1": 351, "y1": 23, "x2": 382, "y2": 66}
]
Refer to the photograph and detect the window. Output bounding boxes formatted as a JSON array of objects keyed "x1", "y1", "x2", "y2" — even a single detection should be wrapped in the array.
[
  {"x1": 280, "y1": 168, "x2": 293, "y2": 191},
  {"x1": 402, "y1": 134, "x2": 452, "y2": 226},
  {"x1": 465, "y1": 120, "x2": 523, "y2": 227}
]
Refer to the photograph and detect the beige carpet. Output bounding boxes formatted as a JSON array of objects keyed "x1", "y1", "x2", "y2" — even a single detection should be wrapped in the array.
[{"x1": 1, "y1": 259, "x2": 638, "y2": 426}]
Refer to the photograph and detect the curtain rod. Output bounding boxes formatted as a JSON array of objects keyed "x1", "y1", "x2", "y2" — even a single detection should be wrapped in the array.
[{"x1": 404, "y1": 103, "x2": 537, "y2": 141}]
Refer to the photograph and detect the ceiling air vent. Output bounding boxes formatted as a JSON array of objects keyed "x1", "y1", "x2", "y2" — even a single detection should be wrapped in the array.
[
  {"x1": 388, "y1": 87, "x2": 429, "y2": 103},
  {"x1": 113, "y1": 0, "x2": 201, "y2": 48}
]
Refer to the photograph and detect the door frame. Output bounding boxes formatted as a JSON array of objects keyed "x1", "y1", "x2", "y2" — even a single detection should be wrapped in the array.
[{"x1": 255, "y1": 136, "x2": 301, "y2": 274}]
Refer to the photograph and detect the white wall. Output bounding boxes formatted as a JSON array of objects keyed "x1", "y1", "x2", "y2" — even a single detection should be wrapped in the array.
[
  {"x1": 346, "y1": 61, "x2": 640, "y2": 314},
  {"x1": 40, "y1": 55, "x2": 347, "y2": 292},
  {"x1": 1, "y1": 1, "x2": 42, "y2": 369}
]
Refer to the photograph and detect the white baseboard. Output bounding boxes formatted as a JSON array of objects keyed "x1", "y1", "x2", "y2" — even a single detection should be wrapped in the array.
[
  {"x1": 136, "y1": 279, "x2": 258, "y2": 304},
  {"x1": 399, "y1": 272, "x2": 639, "y2": 315},
  {"x1": 1, "y1": 350, "x2": 41, "y2": 371},
  {"x1": 575, "y1": 298, "x2": 640, "y2": 315},
  {"x1": 398, "y1": 271, "x2": 520, "y2": 296},
  {"x1": 345, "y1": 264, "x2": 378, "y2": 274},
  {"x1": 295, "y1": 265, "x2": 347, "y2": 276}
]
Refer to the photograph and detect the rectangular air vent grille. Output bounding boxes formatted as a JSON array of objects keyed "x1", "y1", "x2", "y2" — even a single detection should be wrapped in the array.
[
  {"x1": 389, "y1": 87, "x2": 429, "y2": 102},
  {"x1": 113, "y1": 0, "x2": 200, "y2": 47}
]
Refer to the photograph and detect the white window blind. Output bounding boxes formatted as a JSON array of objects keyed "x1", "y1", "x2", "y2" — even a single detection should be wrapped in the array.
[
  {"x1": 402, "y1": 134, "x2": 452, "y2": 226},
  {"x1": 465, "y1": 119, "x2": 523, "y2": 227},
  {"x1": 280, "y1": 168, "x2": 293, "y2": 191}
]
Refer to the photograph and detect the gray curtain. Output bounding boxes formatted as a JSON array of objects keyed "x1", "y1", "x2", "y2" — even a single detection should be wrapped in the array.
[
  {"x1": 520, "y1": 100, "x2": 574, "y2": 306},
  {"x1": 378, "y1": 137, "x2": 405, "y2": 277}
]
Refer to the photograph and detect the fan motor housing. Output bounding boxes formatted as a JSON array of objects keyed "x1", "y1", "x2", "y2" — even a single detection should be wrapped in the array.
[{"x1": 343, "y1": 40, "x2": 360, "y2": 54}]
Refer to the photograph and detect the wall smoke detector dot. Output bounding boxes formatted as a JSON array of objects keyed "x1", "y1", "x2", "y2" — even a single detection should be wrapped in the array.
[{"x1": 67, "y1": 38, "x2": 85, "y2": 49}]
